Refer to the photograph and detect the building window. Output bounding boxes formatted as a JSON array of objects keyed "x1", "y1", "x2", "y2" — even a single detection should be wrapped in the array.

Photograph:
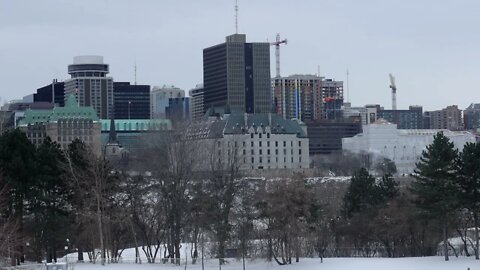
[
  {"x1": 267, "y1": 141, "x2": 270, "y2": 147},
  {"x1": 267, "y1": 149, "x2": 270, "y2": 155},
  {"x1": 251, "y1": 141, "x2": 254, "y2": 147},
  {"x1": 251, "y1": 149, "x2": 254, "y2": 155},
  {"x1": 259, "y1": 141, "x2": 262, "y2": 147},
  {"x1": 299, "y1": 141, "x2": 301, "y2": 147},
  {"x1": 259, "y1": 133, "x2": 262, "y2": 139},
  {"x1": 267, "y1": 133, "x2": 270, "y2": 139},
  {"x1": 283, "y1": 141, "x2": 286, "y2": 147},
  {"x1": 251, "y1": 133, "x2": 254, "y2": 138},
  {"x1": 251, "y1": 157, "x2": 254, "y2": 163},
  {"x1": 259, "y1": 157, "x2": 262, "y2": 163},
  {"x1": 299, "y1": 149, "x2": 302, "y2": 155},
  {"x1": 259, "y1": 149, "x2": 262, "y2": 155},
  {"x1": 283, "y1": 149, "x2": 286, "y2": 155},
  {"x1": 275, "y1": 141, "x2": 278, "y2": 147}
]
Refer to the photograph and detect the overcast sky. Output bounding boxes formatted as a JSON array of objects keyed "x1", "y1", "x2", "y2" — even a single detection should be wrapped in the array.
[{"x1": 1, "y1": 0, "x2": 479, "y2": 111}]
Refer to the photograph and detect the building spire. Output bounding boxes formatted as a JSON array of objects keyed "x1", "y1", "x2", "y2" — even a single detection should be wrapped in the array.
[{"x1": 108, "y1": 117, "x2": 118, "y2": 144}]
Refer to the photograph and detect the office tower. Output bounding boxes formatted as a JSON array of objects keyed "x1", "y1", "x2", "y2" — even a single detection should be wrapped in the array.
[
  {"x1": 64, "y1": 56, "x2": 114, "y2": 119},
  {"x1": 189, "y1": 84, "x2": 204, "y2": 121},
  {"x1": 113, "y1": 82, "x2": 150, "y2": 119},
  {"x1": 150, "y1": 85, "x2": 185, "y2": 118},
  {"x1": 203, "y1": 34, "x2": 271, "y2": 114},
  {"x1": 166, "y1": 97, "x2": 190, "y2": 124},
  {"x1": 34, "y1": 79, "x2": 65, "y2": 107}
]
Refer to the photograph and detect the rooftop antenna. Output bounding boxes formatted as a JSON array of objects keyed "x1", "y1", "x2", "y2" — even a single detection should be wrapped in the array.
[
  {"x1": 134, "y1": 58, "x2": 137, "y2": 85},
  {"x1": 346, "y1": 68, "x2": 350, "y2": 103},
  {"x1": 235, "y1": 0, "x2": 239, "y2": 34},
  {"x1": 317, "y1": 65, "x2": 320, "y2": 77}
]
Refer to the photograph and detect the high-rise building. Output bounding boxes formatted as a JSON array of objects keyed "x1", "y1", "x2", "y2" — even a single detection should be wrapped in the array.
[
  {"x1": 166, "y1": 97, "x2": 190, "y2": 124},
  {"x1": 272, "y1": 75, "x2": 343, "y2": 122},
  {"x1": 150, "y1": 85, "x2": 185, "y2": 118},
  {"x1": 34, "y1": 79, "x2": 65, "y2": 107},
  {"x1": 189, "y1": 84, "x2": 204, "y2": 121},
  {"x1": 428, "y1": 105, "x2": 463, "y2": 130},
  {"x1": 64, "y1": 56, "x2": 114, "y2": 119},
  {"x1": 113, "y1": 82, "x2": 150, "y2": 119},
  {"x1": 307, "y1": 119, "x2": 362, "y2": 155},
  {"x1": 203, "y1": 34, "x2": 271, "y2": 114},
  {"x1": 464, "y1": 103, "x2": 480, "y2": 131}
]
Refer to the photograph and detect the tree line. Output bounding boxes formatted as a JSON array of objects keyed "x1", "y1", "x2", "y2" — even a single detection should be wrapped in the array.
[{"x1": 0, "y1": 129, "x2": 479, "y2": 266}]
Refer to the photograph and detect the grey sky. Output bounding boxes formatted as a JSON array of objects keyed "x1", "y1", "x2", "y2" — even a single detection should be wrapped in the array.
[{"x1": 1, "y1": 0, "x2": 479, "y2": 111}]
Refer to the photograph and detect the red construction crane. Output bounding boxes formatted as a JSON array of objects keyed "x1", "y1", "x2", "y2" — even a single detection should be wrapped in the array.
[{"x1": 270, "y1": 33, "x2": 287, "y2": 78}]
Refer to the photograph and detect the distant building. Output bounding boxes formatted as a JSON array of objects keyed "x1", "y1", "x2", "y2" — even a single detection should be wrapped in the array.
[
  {"x1": 166, "y1": 97, "x2": 190, "y2": 124},
  {"x1": 377, "y1": 105, "x2": 423, "y2": 129},
  {"x1": 113, "y1": 82, "x2": 150, "y2": 119},
  {"x1": 203, "y1": 34, "x2": 271, "y2": 114},
  {"x1": 189, "y1": 84, "x2": 204, "y2": 122},
  {"x1": 272, "y1": 75, "x2": 344, "y2": 122},
  {"x1": 307, "y1": 119, "x2": 362, "y2": 155},
  {"x1": 187, "y1": 113, "x2": 309, "y2": 170},
  {"x1": 428, "y1": 105, "x2": 463, "y2": 130},
  {"x1": 104, "y1": 118, "x2": 129, "y2": 163},
  {"x1": 464, "y1": 103, "x2": 480, "y2": 131},
  {"x1": 342, "y1": 121, "x2": 475, "y2": 174},
  {"x1": 100, "y1": 118, "x2": 172, "y2": 152},
  {"x1": 342, "y1": 103, "x2": 378, "y2": 125},
  {"x1": 34, "y1": 79, "x2": 65, "y2": 107},
  {"x1": 150, "y1": 86, "x2": 185, "y2": 118},
  {"x1": 64, "y1": 55, "x2": 114, "y2": 119},
  {"x1": 18, "y1": 95, "x2": 101, "y2": 155}
]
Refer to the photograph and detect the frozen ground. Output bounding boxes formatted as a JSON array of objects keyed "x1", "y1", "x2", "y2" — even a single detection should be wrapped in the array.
[{"x1": 67, "y1": 257, "x2": 480, "y2": 270}]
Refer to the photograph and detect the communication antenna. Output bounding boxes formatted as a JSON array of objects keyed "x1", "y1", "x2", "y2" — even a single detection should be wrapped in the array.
[
  {"x1": 235, "y1": 0, "x2": 239, "y2": 34},
  {"x1": 346, "y1": 68, "x2": 350, "y2": 103},
  {"x1": 134, "y1": 59, "x2": 137, "y2": 85}
]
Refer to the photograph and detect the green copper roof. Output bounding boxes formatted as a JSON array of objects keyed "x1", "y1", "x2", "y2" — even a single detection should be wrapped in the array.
[
  {"x1": 101, "y1": 119, "x2": 172, "y2": 132},
  {"x1": 18, "y1": 94, "x2": 99, "y2": 126}
]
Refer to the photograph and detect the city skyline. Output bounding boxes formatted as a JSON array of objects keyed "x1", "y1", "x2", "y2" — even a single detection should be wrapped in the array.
[{"x1": 1, "y1": 0, "x2": 480, "y2": 111}]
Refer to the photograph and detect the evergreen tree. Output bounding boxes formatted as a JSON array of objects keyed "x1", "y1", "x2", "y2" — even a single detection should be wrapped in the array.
[
  {"x1": 342, "y1": 168, "x2": 382, "y2": 218},
  {"x1": 456, "y1": 142, "x2": 480, "y2": 259},
  {"x1": 411, "y1": 132, "x2": 458, "y2": 261},
  {"x1": 0, "y1": 129, "x2": 37, "y2": 265}
]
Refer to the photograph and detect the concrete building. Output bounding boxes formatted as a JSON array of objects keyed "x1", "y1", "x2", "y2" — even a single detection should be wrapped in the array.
[
  {"x1": 187, "y1": 113, "x2": 310, "y2": 171},
  {"x1": 64, "y1": 56, "x2": 114, "y2": 119},
  {"x1": 464, "y1": 103, "x2": 480, "y2": 131},
  {"x1": 203, "y1": 34, "x2": 271, "y2": 114},
  {"x1": 377, "y1": 105, "x2": 423, "y2": 129},
  {"x1": 113, "y1": 82, "x2": 150, "y2": 119},
  {"x1": 428, "y1": 105, "x2": 463, "y2": 130},
  {"x1": 18, "y1": 95, "x2": 101, "y2": 155},
  {"x1": 272, "y1": 75, "x2": 344, "y2": 122},
  {"x1": 342, "y1": 120, "x2": 475, "y2": 174},
  {"x1": 342, "y1": 103, "x2": 378, "y2": 125},
  {"x1": 189, "y1": 84, "x2": 204, "y2": 122},
  {"x1": 150, "y1": 85, "x2": 185, "y2": 119},
  {"x1": 34, "y1": 79, "x2": 65, "y2": 107}
]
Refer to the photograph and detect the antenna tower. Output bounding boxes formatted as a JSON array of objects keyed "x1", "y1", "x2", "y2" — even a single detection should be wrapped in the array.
[
  {"x1": 134, "y1": 60, "x2": 137, "y2": 85},
  {"x1": 235, "y1": 0, "x2": 238, "y2": 34},
  {"x1": 346, "y1": 68, "x2": 349, "y2": 103}
]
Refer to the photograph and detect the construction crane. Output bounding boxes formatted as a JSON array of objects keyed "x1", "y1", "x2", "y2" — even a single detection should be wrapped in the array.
[
  {"x1": 270, "y1": 33, "x2": 287, "y2": 78},
  {"x1": 389, "y1": 73, "x2": 397, "y2": 110}
]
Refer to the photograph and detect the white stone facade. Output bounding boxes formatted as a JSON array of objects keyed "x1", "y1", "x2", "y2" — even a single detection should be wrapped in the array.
[{"x1": 342, "y1": 121, "x2": 476, "y2": 174}]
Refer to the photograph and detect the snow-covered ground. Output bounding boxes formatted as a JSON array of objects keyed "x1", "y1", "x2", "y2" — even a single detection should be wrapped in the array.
[{"x1": 65, "y1": 257, "x2": 480, "y2": 270}]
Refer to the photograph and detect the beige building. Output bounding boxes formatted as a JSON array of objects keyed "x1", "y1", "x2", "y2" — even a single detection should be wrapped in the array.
[
  {"x1": 18, "y1": 95, "x2": 101, "y2": 155},
  {"x1": 429, "y1": 105, "x2": 463, "y2": 130}
]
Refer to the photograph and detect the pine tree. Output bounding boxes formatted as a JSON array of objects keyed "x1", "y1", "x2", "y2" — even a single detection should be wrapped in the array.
[
  {"x1": 342, "y1": 168, "x2": 382, "y2": 218},
  {"x1": 456, "y1": 142, "x2": 480, "y2": 260},
  {"x1": 411, "y1": 132, "x2": 458, "y2": 261}
]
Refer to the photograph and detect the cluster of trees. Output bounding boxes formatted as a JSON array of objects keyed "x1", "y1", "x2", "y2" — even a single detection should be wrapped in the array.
[{"x1": 0, "y1": 128, "x2": 479, "y2": 266}]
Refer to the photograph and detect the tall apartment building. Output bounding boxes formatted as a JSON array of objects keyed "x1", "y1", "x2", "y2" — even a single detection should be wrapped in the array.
[
  {"x1": 428, "y1": 105, "x2": 463, "y2": 130},
  {"x1": 464, "y1": 103, "x2": 480, "y2": 131},
  {"x1": 34, "y1": 79, "x2": 65, "y2": 107},
  {"x1": 189, "y1": 84, "x2": 204, "y2": 121},
  {"x1": 203, "y1": 34, "x2": 271, "y2": 114},
  {"x1": 150, "y1": 85, "x2": 185, "y2": 118},
  {"x1": 64, "y1": 56, "x2": 114, "y2": 119},
  {"x1": 377, "y1": 105, "x2": 423, "y2": 129},
  {"x1": 272, "y1": 75, "x2": 343, "y2": 122},
  {"x1": 113, "y1": 82, "x2": 150, "y2": 119}
]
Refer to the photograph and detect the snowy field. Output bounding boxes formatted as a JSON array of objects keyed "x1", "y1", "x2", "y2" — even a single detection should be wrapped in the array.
[{"x1": 66, "y1": 257, "x2": 480, "y2": 270}]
